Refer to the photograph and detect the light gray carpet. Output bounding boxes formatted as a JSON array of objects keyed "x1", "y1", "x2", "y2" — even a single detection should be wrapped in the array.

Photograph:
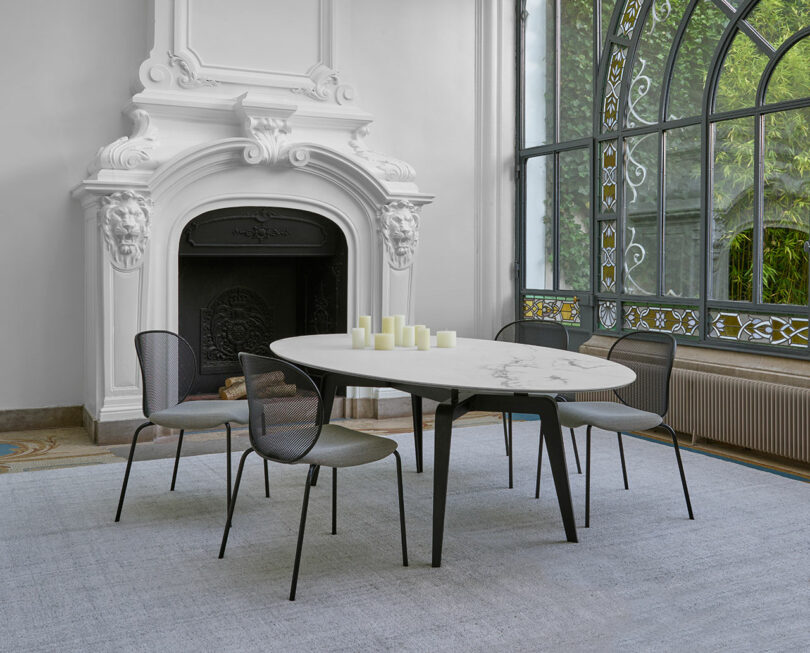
[{"x1": 2, "y1": 422, "x2": 809, "y2": 652}]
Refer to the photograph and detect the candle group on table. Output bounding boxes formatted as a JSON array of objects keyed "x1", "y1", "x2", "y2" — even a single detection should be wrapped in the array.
[{"x1": 353, "y1": 316, "x2": 456, "y2": 351}]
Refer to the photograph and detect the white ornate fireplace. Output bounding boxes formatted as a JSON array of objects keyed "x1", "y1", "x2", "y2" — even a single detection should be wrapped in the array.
[{"x1": 73, "y1": 0, "x2": 433, "y2": 442}]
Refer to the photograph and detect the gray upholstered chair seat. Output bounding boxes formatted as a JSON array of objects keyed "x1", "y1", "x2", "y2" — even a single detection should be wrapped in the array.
[
  {"x1": 557, "y1": 401, "x2": 662, "y2": 432},
  {"x1": 299, "y1": 424, "x2": 398, "y2": 468},
  {"x1": 150, "y1": 400, "x2": 249, "y2": 429}
]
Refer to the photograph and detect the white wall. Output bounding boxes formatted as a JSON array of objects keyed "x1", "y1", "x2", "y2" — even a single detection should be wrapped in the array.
[
  {"x1": 0, "y1": 0, "x2": 508, "y2": 413},
  {"x1": 0, "y1": 1, "x2": 148, "y2": 411},
  {"x1": 341, "y1": 0, "x2": 479, "y2": 335}
]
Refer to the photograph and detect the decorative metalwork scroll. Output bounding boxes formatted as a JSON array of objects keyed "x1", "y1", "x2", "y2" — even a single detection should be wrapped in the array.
[
  {"x1": 523, "y1": 295, "x2": 581, "y2": 326},
  {"x1": 623, "y1": 303, "x2": 700, "y2": 336},
  {"x1": 200, "y1": 288, "x2": 273, "y2": 373},
  {"x1": 600, "y1": 220, "x2": 617, "y2": 292},
  {"x1": 709, "y1": 311, "x2": 808, "y2": 349}
]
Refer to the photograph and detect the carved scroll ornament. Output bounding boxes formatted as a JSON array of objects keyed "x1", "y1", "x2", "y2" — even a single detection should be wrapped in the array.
[
  {"x1": 378, "y1": 200, "x2": 420, "y2": 270},
  {"x1": 349, "y1": 126, "x2": 416, "y2": 182},
  {"x1": 88, "y1": 109, "x2": 157, "y2": 175},
  {"x1": 242, "y1": 116, "x2": 291, "y2": 165},
  {"x1": 99, "y1": 191, "x2": 152, "y2": 270}
]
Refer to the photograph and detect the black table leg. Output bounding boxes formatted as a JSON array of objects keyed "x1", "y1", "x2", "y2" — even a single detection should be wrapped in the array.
[
  {"x1": 431, "y1": 401, "x2": 455, "y2": 568},
  {"x1": 411, "y1": 394, "x2": 424, "y2": 473},
  {"x1": 538, "y1": 398, "x2": 578, "y2": 543}
]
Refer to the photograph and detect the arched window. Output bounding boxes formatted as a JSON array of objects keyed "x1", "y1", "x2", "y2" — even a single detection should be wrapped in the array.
[{"x1": 518, "y1": 0, "x2": 810, "y2": 353}]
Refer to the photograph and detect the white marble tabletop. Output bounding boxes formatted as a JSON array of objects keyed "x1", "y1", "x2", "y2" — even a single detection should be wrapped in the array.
[{"x1": 270, "y1": 334, "x2": 635, "y2": 394}]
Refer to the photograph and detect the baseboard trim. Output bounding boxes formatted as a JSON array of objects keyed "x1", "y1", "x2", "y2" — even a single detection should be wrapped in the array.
[{"x1": 0, "y1": 405, "x2": 83, "y2": 433}]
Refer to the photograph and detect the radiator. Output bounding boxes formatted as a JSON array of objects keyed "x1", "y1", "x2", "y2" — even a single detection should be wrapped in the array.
[{"x1": 578, "y1": 369, "x2": 810, "y2": 465}]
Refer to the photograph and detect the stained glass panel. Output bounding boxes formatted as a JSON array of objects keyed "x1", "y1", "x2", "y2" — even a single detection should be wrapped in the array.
[
  {"x1": 523, "y1": 295, "x2": 581, "y2": 326},
  {"x1": 709, "y1": 311, "x2": 809, "y2": 348},
  {"x1": 602, "y1": 46, "x2": 627, "y2": 132},
  {"x1": 600, "y1": 220, "x2": 617, "y2": 292},
  {"x1": 598, "y1": 300, "x2": 618, "y2": 329},
  {"x1": 616, "y1": 0, "x2": 643, "y2": 39},
  {"x1": 601, "y1": 140, "x2": 618, "y2": 213},
  {"x1": 623, "y1": 303, "x2": 700, "y2": 336}
]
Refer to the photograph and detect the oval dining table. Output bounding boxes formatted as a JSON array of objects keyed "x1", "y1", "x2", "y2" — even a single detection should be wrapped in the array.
[{"x1": 270, "y1": 333, "x2": 636, "y2": 567}]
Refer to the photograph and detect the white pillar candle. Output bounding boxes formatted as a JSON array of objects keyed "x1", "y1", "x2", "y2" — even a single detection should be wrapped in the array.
[
  {"x1": 374, "y1": 332, "x2": 395, "y2": 350},
  {"x1": 436, "y1": 330, "x2": 457, "y2": 348},
  {"x1": 416, "y1": 327, "x2": 431, "y2": 351},
  {"x1": 351, "y1": 327, "x2": 365, "y2": 349},
  {"x1": 381, "y1": 316, "x2": 395, "y2": 335},
  {"x1": 358, "y1": 315, "x2": 372, "y2": 346},
  {"x1": 393, "y1": 314, "x2": 406, "y2": 346},
  {"x1": 401, "y1": 325, "x2": 415, "y2": 347}
]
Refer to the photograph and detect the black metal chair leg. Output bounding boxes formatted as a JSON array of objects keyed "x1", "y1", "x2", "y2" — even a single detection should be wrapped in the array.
[
  {"x1": 170, "y1": 429, "x2": 185, "y2": 491},
  {"x1": 585, "y1": 425, "x2": 592, "y2": 528},
  {"x1": 218, "y1": 448, "x2": 253, "y2": 559},
  {"x1": 290, "y1": 465, "x2": 317, "y2": 601},
  {"x1": 310, "y1": 466, "x2": 321, "y2": 486},
  {"x1": 617, "y1": 432, "x2": 629, "y2": 489},
  {"x1": 507, "y1": 413, "x2": 514, "y2": 489},
  {"x1": 535, "y1": 428, "x2": 544, "y2": 499},
  {"x1": 264, "y1": 460, "x2": 270, "y2": 498},
  {"x1": 570, "y1": 428, "x2": 582, "y2": 474},
  {"x1": 502, "y1": 412, "x2": 510, "y2": 455},
  {"x1": 225, "y1": 422, "x2": 232, "y2": 509},
  {"x1": 393, "y1": 450, "x2": 408, "y2": 566},
  {"x1": 331, "y1": 467, "x2": 337, "y2": 535},
  {"x1": 662, "y1": 424, "x2": 694, "y2": 520},
  {"x1": 115, "y1": 421, "x2": 152, "y2": 522},
  {"x1": 411, "y1": 394, "x2": 424, "y2": 473}
]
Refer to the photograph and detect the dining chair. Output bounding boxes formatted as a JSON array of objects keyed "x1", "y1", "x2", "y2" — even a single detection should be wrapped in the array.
[
  {"x1": 115, "y1": 330, "x2": 268, "y2": 522},
  {"x1": 219, "y1": 353, "x2": 408, "y2": 601},
  {"x1": 551, "y1": 331, "x2": 694, "y2": 527},
  {"x1": 494, "y1": 319, "x2": 582, "y2": 492}
]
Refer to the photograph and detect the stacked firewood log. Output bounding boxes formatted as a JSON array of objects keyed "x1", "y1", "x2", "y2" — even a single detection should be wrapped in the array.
[{"x1": 218, "y1": 371, "x2": 297, "y2": 400}]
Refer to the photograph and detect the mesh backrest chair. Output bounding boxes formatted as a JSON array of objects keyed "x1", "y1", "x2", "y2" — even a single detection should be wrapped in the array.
[
  {"x1": 553, "y1": 331, "x2": 694, "y2": 527},
  {"x1": 218, "y1": 353, "x2": 408, "y2": 601},
  {"x1": 114, "y1": 330, "x2": 267, "y2": 522},
  {"x1": 494, "y1": 319, "x2": 582, "y2": 495}
]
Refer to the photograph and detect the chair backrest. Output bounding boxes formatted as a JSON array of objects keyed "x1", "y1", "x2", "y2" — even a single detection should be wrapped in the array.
[
  {"x1": 608, "y1": 331, "x2": 676, "y2": 417},
  {"x1": 238, "y1": 353, "x2": 324, "y2": 463},
  {"x1": 135, "y1": 330, "x2": 197, "y2": 418},
  {"x1": 494, "y1": 319, "x2": 569, "y2": 350}
]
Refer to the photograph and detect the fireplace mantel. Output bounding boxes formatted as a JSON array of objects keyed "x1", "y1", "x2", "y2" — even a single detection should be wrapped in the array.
[{"x1": 73, "y1": 0, "x2": 433, "y2": 442}]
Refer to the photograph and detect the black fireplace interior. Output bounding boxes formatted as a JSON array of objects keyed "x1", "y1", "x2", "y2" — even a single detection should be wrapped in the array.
[{"x1": 179, "y1": 207, "x2": 347, "y2": 395}]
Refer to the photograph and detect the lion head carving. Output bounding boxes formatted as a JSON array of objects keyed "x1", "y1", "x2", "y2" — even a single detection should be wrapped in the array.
[
  {"x1": 100, "y1": 191, "x2": 152, "y2": 270},
  {"x1": 378, "y1": 200, "x2": 420, "y2": 270}
]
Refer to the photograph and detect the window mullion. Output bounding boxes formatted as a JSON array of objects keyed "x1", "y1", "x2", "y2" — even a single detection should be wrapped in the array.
[{"x1": 752, "y1": 114, "x2": 764, "y2": 305}]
